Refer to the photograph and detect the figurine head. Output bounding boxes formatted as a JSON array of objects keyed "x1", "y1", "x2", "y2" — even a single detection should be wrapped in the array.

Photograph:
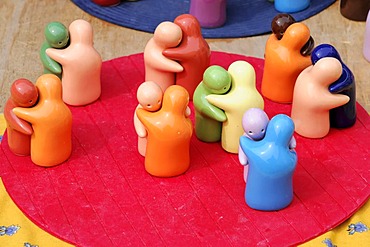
[
  {"x1": 153, "y1": 21, "x2": 182, "y2": 48},
  {"x1": 137, "y1": 81, "x2": 163, "y2": 112},
  {"x1": 69, "y1": 19, "x2": 94, "y2": 45},
  {"x1": 242, "y1": 108, "x2": 269, "y2": 141},
  {"x1": 10, "y1": 78, "x2": 38, "y2": 107},
  {"x1": 311, "y1": 44, "x2": 343, "y2": 64},
  {"x1": 203, "y1": 65, "x2": 231, "y2": 94},
  {"x1": 174, "y1": 14, "x2": 202, "y2": 37},
  {"x1": 35, "y1": 74, "x2": 63, "y2": 101},
  {"x1": 271, "y1": 13, "x2": 296, "y2": 40},
  {"x1": 162, "y1": 85, "x2": 189, "y2": 114},
  {"x1": 44, "y1": 22, "x2": 69, "y2": 48}
]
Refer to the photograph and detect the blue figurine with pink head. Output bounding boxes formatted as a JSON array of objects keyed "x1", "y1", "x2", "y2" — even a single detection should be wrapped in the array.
[
  {"x1": 240, "y1": 114, "x2": 297, "y2": 211},
  {"x1": 311, "y1": 44, "x2": 356, "y2": 128}
]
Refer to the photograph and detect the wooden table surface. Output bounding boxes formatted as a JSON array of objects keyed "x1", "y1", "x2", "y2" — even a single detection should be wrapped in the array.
[{"x1": 0, "y1": 0, "x2": 369, "y2": 113}]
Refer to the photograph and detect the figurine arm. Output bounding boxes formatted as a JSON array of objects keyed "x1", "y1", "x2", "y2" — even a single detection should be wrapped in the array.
[
  {"x1": 206, "y1": 94, "x2": 229, "y2": 112},
  {"x1": 238, "y1": 144, "x2": 248, "y2": 166},
  {"x1": 195, "y1": 95, "x2": 226, "y2": 122},
  {"x1": 12, "y1": 107, "x2": 35, "y2": 134},
  {"x1": 145, "y1": 49, "x2": 183, "y2": 73},
  {"x1": 136, "y1": 108, "x2": 154, "y2": 132},
  {"x1": 322, "y1": 94, "x2": 350, "y2": 110},
  {"x1": 185, "y1": 106, "x2": 191, "y2": 117},
  {"x1": 4, "y1": 109, "x2": 33, "y2": 135},
  {"x1": 289, "y1": 136, "x2": 296, "y2": 149},
  {"x1": 40, "y1": 43, "x2": 62, "y2": 74},
  {"x1": 134, "y1": 108, "x2": 147, "y2": 138},
  {"x1": 46, "y1": 48, "x2": 67, "y2": 65},
  {"x1": 163, "y1": 47, "x2": 193, "y2": 61}
]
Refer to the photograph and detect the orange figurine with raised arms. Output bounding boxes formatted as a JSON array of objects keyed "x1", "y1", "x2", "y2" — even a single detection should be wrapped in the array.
[
  {"x1": 163, "y1": 14, "x2": 211, "y2": 99},
  {"x1": 291, "y1": 57, "x2": 350, "y2": 138},
  {"x1": 13, "y1": 74, "x2": 73, "y2": 167},
  {"x1": 136, "y1": 85, "x2": 193, "y2": 177},
  {"x1": 262, "y1": 21, "x2": 313, "y2": 103},
  {"x1": 144, "y1": 21, "x2": 183, "y2": 92}
]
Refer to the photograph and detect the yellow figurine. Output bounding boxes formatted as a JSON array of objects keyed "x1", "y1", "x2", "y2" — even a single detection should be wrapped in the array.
[{"x1": 206, "y1": 61, "x2": 264, "y2": 153}]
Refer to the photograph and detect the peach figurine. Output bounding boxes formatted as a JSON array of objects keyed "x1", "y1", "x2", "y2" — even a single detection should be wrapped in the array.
[
  {"x1": 46, "y1": 19, "x2": 102, "y2": 106},
  {"x1": 291, "y1": 57, "x2": 350, "y2": 138},
  {"x1": 163, "y1": 14, "x2": 211, "y2": 99},
  {"x1": 206, "y1": 61, "x2": 264, "y2": 154},
  {"x1": 136, "y1": 85, "x2": 193, "y2": 177},
  {"x1": 144, "y1": 21, "x2": 183, "y2": 92},
  {"x1": 13, "y1": 74, "x2": 73, "y2": 167},
  {"x1": 4, "y1": 79, "x2": 38, "y2": 156},
  {"x1": 134, "y1": 81, "x2": 163, "y2": 156},
  {"x1": 262, "y1": 21, "x2": 314, "y2": 103}
]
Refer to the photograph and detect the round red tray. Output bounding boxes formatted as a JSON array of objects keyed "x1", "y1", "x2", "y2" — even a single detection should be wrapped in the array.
[{"x1": 1, "y1": 52, "x2": 369, "y2": 246}]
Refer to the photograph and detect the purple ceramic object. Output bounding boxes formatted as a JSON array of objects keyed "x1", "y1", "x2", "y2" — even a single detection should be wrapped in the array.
[
  {"x1": 189, "y1": 0, "x2": 227, "y2": 28},
  {"x1": 364, "y1": 10, "x2": 370, "y2": 62}
]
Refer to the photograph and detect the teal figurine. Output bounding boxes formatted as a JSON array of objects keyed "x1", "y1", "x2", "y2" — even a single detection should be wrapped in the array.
[
  {"x1": 311, "y1": 44, "x2": 356, "y2": 128},
  {"x1": 40, "y1": 21, "x2": 69, "y2": 79},
  {"x1": 193, "y1": 65, "x2": 231, "y2": 142},
  {"x1": 240, "y1": 114, "x2": 297, "y2": 211}
]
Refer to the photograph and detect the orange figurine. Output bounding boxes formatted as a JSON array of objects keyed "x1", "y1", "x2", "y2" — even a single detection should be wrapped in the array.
[
  {"x1": 136, "y1": 85, "x2": 193, "y2": 177},
  {"x1": 4, "y1": 79, "x2": 38, "y2": 156},
  {"x1": 163, "y1": 14, "x2": 211, "y2": 100},
  {"x1": 13, "y1": 74, "x2": 73, "y2": 167},
  {"x1": 46, "y1": 19, "x2": 102, "y2": 106},
  {"x1": 291, "y1": 57, "x2": 350, "y2": 138},
  {"x1": 261, "y1": 20, "x2": 314, "y2": 103},
  {"x1": 144, "y1": 21, "x2": 183, "y2": 92}
]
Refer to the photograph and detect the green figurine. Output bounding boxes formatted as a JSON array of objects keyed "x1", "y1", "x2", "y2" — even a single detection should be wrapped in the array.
[
  {"x1": 40, "y1": 21, "x2": 69, "y2": 79},
  {"x1": 193, "y1": 65, "x2": 231, "y2": 142}
]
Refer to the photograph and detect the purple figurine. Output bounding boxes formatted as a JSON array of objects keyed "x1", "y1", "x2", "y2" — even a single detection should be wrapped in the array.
[
  {"x1": 364, "y1": 10, "x2": 370, "y2": 62},
  {"x1": 189, "y1": 0, "x2": 227, "y2": 28}
]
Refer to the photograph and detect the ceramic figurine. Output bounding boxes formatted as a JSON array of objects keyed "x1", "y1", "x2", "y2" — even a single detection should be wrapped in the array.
[
  {"x1": 13, "y1": 74, "x2": 72, "y2": 167},
  {"x1": 291, "y1": 57, "x2": 350, "y2": 138},
  {"x1": 163, "y1": 14, "x2": 211, "y2": 99},
  {"x1": 92, "y1": 0, "x2": 120, "y2": 6},
  {"x1": 262, "y1": 20, "x2": 314, "y2": 103},
  {"x1": 238, "y1": 108, "x2": 269, "y2": 183},
  {"x1": 189, "y1": 0, "x2": 227, "y2": 28},
  {"x1": 144, "y1": 21, "x2": 183, "y2": 92},
  {"x1": 206, "y1": 61, "x2": 264, "y2": 154},
  {"x1": 193, "y1": 65, "x2": 231, "y2": 142},
  {"x1": 274, "y1": 0, "x2": 310, "y2": 13},
  {"x1": 239, "y1": 114, "x2": 297, "y2": 211},
  {"x1": 134, "y1": 81, "x2": 163, "y2": 156},
  {"x1": 46, "y1": 19, "x2": 102, "y2": 106},
  {"x1": 311, "y1": 44, "x2": 356, "y2": 128},
  {"x1": 40, "y1": 21, "x2": 69, "y2": 79},
  {"x1": 136, "y1": 85, "x2": 193, "y2": 177},
  {"x1": 4, "y1": 79, "x2": 38, "y2": 156},
  {"x1": 340, "y1": 0, "x2": 370, "y2": 21},
  {"x1": 364, "y1": 11, "x2": 370, "y2": 62}
]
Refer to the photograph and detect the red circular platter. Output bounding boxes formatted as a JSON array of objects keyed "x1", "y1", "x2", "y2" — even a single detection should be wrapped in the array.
[{"x1": 0, "y1": 52, "x2": 369, "y2": 246}]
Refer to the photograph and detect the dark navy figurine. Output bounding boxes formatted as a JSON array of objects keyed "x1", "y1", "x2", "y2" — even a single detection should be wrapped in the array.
[
  {"x1": 311, "y1": 44, "x2": 356, "y2": 128},
  {"x1": 239, "y1": 114, "x2": 297, "y2": 211}
]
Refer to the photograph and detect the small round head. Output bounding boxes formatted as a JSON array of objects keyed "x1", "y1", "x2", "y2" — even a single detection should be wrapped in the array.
[
  {"x1": 311, "y1": 44, "x2": 342, "y2": 64},
  {"x1": 271, "y1": 13, "x2": 296, "y2": 40},
  {"x1": 203, "y1": 65, "x2": 231, "y2": 94},
  {"x1": 174, "y1": 14, "x2": 202, "y2": 37},
  {"x1": 153, "y1": 21, "x2": 182, "y2": 48},
  {"x1": 44, "y1": 22, "x2": 69, "y2": 48},
  {"x1": 242, "y1": 108, "x2": 269, "y2": 141},
  {"x1": 10, "y1": 78, "x2": 39, "y2": 107},
  {"x1": 137, "y1": 81, "x2": 163, "y2": 111}
]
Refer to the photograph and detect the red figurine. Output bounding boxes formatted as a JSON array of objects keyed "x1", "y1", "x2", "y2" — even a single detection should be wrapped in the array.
[
  {"x1": 4, "y1": 79, "x2": 39, "y2": 156},
  {"x1": 163, "y1": 14, "x2": 211, "y2": 100}
]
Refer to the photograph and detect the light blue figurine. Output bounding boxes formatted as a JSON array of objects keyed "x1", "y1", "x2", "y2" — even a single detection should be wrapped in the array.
[
  {"x1": 240, "y1": 114, "x2": 297, "y2": 211},
  {"x1": 274, "y1": 0, "x2": 310, "y2": 13}
]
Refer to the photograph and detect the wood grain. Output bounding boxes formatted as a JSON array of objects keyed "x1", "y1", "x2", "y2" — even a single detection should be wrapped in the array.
[{"x1": 0, "y1": 0, "x2": 368, "y2": 113}]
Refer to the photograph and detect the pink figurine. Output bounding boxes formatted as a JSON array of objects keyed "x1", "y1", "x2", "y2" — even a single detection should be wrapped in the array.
[
  {"x1": 134, "y1": 81, "x2": 163, "y2": 156},
  {"x1": 189, "y1": 0, "x2": 227, "y2": 28},
  {"x1": 46, "y1": 19, "x2": 102, "y2": 106},
  {"x1": 4, "y1": 79, "x2": 39, "y2": 156},
  {"x1": 13, "y1": 74, "x2": 72, "y2": 167},
  {"x1": 136, "y1": 85, "x2": 193, "y2": 177},
  {"x1": 291, "y1": 57, "x2": 350, "y2": 138},
  {"x1": 144, "y1": 21, "x2": 183, "y2": 92},
  {"x1": 163, "y1": 14, "x2": 211, "y2": 100},
  {"x1": 363, "y1": 10, "x2": 370, "y2": 62}
]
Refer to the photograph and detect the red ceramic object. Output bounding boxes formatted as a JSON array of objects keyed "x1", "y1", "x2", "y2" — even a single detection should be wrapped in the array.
[
  {"x1": 163, "y1": 14, "x2": 211, "y2": 100},
  {"x1": 4, "y1": 79, "x2": 38, "y2": 156},
  {"x1": 92, "y1": 0, "x2": 120, "y2": 7}
]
